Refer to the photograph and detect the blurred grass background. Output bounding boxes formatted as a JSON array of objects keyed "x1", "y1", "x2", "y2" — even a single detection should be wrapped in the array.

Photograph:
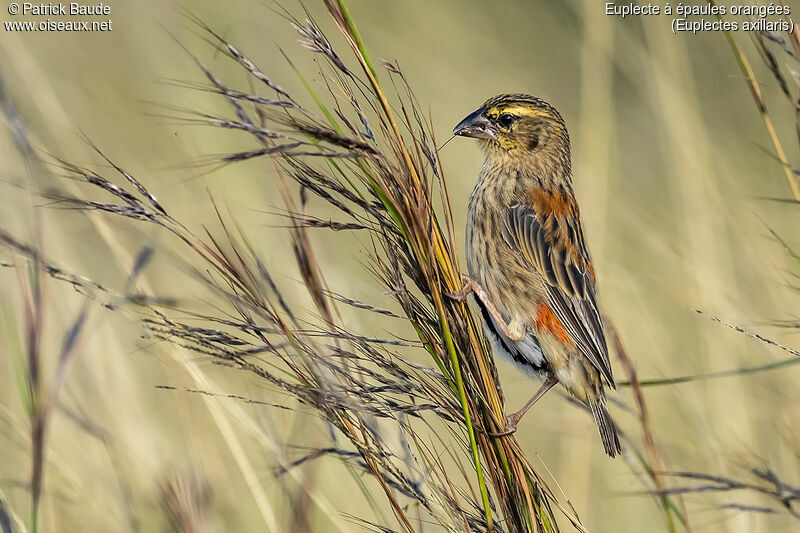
[{"x1": 1, "y1": 0, "x2": 799, "y2": 531}]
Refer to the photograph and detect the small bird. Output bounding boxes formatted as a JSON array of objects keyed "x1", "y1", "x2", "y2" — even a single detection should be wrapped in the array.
[{"x1": 449, "y1": 94, "x2": 621, "y2": 457}]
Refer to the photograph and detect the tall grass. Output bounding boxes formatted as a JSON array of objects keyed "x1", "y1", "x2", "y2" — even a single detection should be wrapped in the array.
[
  {"x1": 3, "y1": 1, "x2": 799, "y2": 531},
  {"x1": 3, "y1": 2, "x2": 592, "y2": 531},
  {"x1": 0, "y1": 0, "x2": 695, "y2": 529},
  {"x1": 648, "y1": 14, "x2": 800, "y2": 522}
]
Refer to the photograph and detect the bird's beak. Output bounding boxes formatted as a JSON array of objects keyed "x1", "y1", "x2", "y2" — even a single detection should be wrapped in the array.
[{"x1": 453, "y1": 107, "x2": 497, "y2": 140}]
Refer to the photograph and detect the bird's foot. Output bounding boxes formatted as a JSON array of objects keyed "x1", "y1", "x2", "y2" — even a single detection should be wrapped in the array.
[
  {"x1": 489, "y1": 414, "x2": 521, "y2": 437},
  {"x1": 445, "y1": 276, "x2": 526, "y2": 341},
  {"x1": 486, "y1": 376, "x2": 558, "y2": 437},
  {"x1": 445, "y1": 275, "x2": 475, "y2": 302}
]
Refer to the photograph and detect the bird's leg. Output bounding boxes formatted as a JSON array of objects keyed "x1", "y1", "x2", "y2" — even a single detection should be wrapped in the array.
[
  {"x1": 491, "y1": 375, "x2": 559, "y2": 436},
  {"x1": 446, "y1": 276, "x2": 526, "y2": 341}
]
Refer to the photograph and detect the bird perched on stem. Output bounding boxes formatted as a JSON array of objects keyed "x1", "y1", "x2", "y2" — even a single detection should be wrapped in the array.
[{"x1": 449, "y1": 94, "x2": 621, "y2": 457}]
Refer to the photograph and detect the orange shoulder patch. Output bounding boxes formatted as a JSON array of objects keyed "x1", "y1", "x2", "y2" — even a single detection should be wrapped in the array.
[
  {"x1": 535, "y1": 303, "x2": 572, "y2": 344},
  {"x1": 585, "y1": 262, "x2": 596, "y2": 282},
  {"x1": 526, "y1": 189, "x2": 576, "y2": 217}
]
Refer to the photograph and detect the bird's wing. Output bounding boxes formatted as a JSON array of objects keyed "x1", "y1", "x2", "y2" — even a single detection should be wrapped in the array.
[{"x1": 502, "y1": 196, "x2": 615, "y2": 387}]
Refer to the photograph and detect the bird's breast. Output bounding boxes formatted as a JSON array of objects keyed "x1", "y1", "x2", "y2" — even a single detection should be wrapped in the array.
[{"x1": 466, "y1": 168, "x2": 546, "y2": 321}]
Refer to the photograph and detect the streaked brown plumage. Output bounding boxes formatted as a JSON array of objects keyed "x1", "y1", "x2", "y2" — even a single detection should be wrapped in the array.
[{"x1": 451, "y1": 94, "x2": 621, "y2": 457}]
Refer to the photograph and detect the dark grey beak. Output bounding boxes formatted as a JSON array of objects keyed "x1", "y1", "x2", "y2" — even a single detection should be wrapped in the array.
[{"x1": 453, "y1": 107, "x2": 496, "y2": 140}]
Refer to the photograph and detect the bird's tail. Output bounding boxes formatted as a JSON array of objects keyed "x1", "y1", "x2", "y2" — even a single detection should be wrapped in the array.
[{"x1": 589, "y1": 398, "x2": 621, "y2": 457}]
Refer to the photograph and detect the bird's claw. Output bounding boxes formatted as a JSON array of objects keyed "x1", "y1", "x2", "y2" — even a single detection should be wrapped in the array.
[
  {"x1": 445, "y1": 289, "x2": 469, "y2": 301},
  {"x1": 488, "y1": 415, "x2": 520, "y2": 437},
  {"x1": 445, "y1": 275, "x2": 474, "y2": 302}
]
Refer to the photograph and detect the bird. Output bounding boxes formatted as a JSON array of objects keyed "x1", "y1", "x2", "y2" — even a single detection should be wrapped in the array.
[{"x1": 448, "y1": 93, "x2": 621, "y2": 457}]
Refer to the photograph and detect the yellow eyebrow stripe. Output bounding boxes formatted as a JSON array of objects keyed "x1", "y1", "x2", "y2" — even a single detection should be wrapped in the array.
[{"x1": 486, "y1": 105, "x2": 553, "y2": 119}]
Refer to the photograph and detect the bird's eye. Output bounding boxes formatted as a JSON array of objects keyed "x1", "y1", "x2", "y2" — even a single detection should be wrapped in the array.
[{"x1": 498, "y1": 113, "x2": 515, "y2": 128}]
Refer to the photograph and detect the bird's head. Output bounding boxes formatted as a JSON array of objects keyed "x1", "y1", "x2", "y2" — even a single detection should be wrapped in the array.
[{"x1": 453, "y1": 94, "x2": 570, "y2": 163}]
